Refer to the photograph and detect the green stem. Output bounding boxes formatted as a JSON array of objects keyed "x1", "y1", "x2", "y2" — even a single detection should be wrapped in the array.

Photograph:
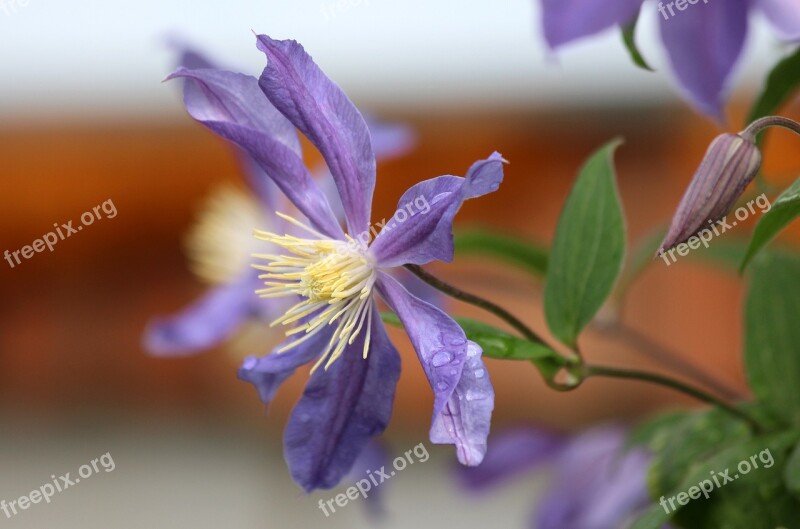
[
  {"x1": 404, "y1": 264, "x2": 546, "y2": 345},
  {"x1": 584, "y1": 364, "x2": 762, "y2": 433}
]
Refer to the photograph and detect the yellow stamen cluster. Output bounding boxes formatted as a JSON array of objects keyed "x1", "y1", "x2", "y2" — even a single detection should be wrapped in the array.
[
  {"x1": 186, "y1": 183, "x2": 267, "y2": 285},
  {"x1": 253, "y1": 213, "x2": 376, "y2": 371}
]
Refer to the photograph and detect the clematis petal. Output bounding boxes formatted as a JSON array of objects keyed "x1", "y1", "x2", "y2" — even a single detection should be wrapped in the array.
[
  {"x1": 370, "y1": 153, "x2": 505, "y2": 267},
  {"x1": 378, "y1": 274, "x2": 493, "y2": 464},
  {"x1": 165, "y1": 67, "x2": 343, "y2": 239},
  {"x1": 238, "y1": 324, "x2": 335, "y2": 405},
  {"x1": 458, "y1": 427, "x2": 563, "y2": 490},
  {"x1": 659, "y1": 0, "x2": 749, "y2": 120},
  {"x1": 429, "y1": 341, "x2": 495, "y2": 466},
  {"x1": 363, "y1": 113, "x2": 415, "y2": 161},
  {"x1": 540, "y1": 0, "x2": 644, "y2": 48},
  {"x1": 345, "y1": 440, "x2": 390, "y2": 518},
  {"x1": 536, "y1": 426, "x2": 652, "y2": 529},
  {"x1": 144, "y1": 277, "x2": 258, "y2": 357},
  {"x1": 256, "y1": 35, "x2": 376, "y2": 236},
  {"x1": 283, "y1": 308, "x2": 401, "y2": 491},
  {"x1": 757, "y1": 0, "x2": 800, "y2": 40}
]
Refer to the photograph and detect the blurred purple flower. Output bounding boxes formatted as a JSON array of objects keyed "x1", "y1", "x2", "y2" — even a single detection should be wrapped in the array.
[
  {"x1": 460, "y1": 425, "x2": 663, "y2": 529},
  {"x1": 164, "y1": 35, "x2": 503, "y2": 491},
  {"x1": 538, "y1": 0, "x2": 800, "y2": 119},
  {"x1": 143, "y1": 45, "x2": 415, "y2": 358}
]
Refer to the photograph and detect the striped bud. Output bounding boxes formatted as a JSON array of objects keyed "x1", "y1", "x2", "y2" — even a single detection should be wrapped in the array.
[{"x1": 660, "y1": 133, "x2": 761, "y2": 251}]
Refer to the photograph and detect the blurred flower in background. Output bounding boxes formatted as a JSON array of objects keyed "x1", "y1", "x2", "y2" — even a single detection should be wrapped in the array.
[
  {"x1": 459, "y1": 425, "x2": 660, "y2": 529},
  {"x1": 539, "y1": 0, "x2": 800, "y2": 119}
]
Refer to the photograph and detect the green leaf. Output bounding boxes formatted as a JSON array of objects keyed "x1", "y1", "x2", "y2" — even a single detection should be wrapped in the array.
[
  {"x1": 453, "y1": 229, "x2": 548, "y2": 276},
  {"x1": 745, "y1": 253, "x2": 800, "y2": 424},
  {"x1": 634, "y1": 416, "x2": 800, "y2": 529},
  {"x1": 784, "y1": 440, "x2": 800, "y2": 497},
  {"x1": 620, "y1": 12, "x2": 654, "y2": 72},
  {"x1": 748, "y1": 46, "x2": 800, "y2": 126},
  {"x1": 380, "y1": 312, "x2": 566, "y2": 382},
  {"x1": 544, "y1": 139, "x2": 626, "y2": 347},
  {"x1": 741, "y1": 179, "x2": 800, "y2": 271}
]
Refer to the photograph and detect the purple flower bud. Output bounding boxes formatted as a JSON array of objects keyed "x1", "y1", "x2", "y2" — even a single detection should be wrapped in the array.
[{"x1": 660, "y1": 133, "x2": 761, "y2": 251}]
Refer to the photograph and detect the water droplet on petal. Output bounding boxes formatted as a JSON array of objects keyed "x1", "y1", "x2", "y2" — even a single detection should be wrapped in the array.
[
  {"x1": 431, "y1": 351, "x2": 453, "y2": 367},
  {"x1": 474, "y1": 369, "x2": 485, "y2": 379},
  {"x1": 450, "y1": 337, "x2": 466, "y2": 346},
  {"x1": 465, "y1": 390, "x2": 487, "y2": 402},
  {"x1": 435, "y1": 381, "x2": 449, "y2": 392},
  {"x1": 449, "y1": 368, "x2": 459, "y2": 376}
]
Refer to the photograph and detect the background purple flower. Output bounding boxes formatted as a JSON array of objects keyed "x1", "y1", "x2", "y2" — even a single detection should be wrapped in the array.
[
  {"x1": 460, "y1": 425, "x2": 662, "y2": 529},
  {"x1": 539, "y1": 0, "x2": 800, "y2": 119}
]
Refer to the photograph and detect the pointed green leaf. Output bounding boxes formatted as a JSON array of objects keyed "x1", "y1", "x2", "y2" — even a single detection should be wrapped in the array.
[
  {"x1": 544, "y1": 139, "x2": 626, "y2": 347},
  {"x1": 748, "y1": 46, "x2": 800, "y2": 125},
  {"x1": 745, "y1": 253, "x2": 800, "y2": 424},
  {"x1": 741, "y1": 179, "x2": 800, "y2": 271},
  {"x1": 621, "y1": 12, "x2": 654, "y2": 72},
  {"x1": 454, "y1": 229, "x2": 548, "y2": 276}
]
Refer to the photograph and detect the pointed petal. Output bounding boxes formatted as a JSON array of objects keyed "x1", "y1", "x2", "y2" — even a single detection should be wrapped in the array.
[
  {"x1": 458, "y1": 427, "x2": 563, "y2": 490},
  {"x1": 378, "y1": 274, "x2": 492, "y2": 464},
  {"x1": 659, "y1": 0, "x2": 749, "y2": 120},
  {"x1": 757, "y1": 0, "x2": 800, "y2": 40},
  {"x1": 283, "y1": 309, "x2": 401, "y2": 491},
  {"x1": 370, "y1": 153, "x2": 505, "y2": 267},
  {"x1": 143, "y1": 278, "x2": 256, "y2": 357},
  {"x1": 536, "y1": 426, "x2": 652, "y2": 529},
  {"x1": 540, "y1": 0, "x2": 644, "y2": 48},
  {"x1": 429, "y1": 341, "x2": 495, "y2": 466},
  {"x1": 165, "y1": 67, "x2": 342, "y2": 239},
  {"x1": 256, "y1": 35, "x2": 376, "y2": 236},
  {"x1": 345, "y1": 440, "x2": 391, "y2": 518},
  {"x1": 238, "y1": 324, "x2": 334, "y2": 405}
]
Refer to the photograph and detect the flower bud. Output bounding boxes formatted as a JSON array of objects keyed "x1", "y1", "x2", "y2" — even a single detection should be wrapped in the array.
[{"x1": 660, "y1": 133, "x2": 761, "y2": 251}]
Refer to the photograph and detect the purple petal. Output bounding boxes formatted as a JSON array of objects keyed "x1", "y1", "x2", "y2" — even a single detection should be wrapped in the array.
[
  {"x1": 536, "y1": 426, "x2": 652, "y2": 529},
  {"x1": 369, "y1": 153, "x2": 505, "y2": 267},
  {"x1": 165, "y1": 67, "x2": 343, "y2": 239},
  {"x1": 363, "y1": 113, "x2": 415, "y2": 161},
  {"x1": 540, "y1": 0, "x2": 644, "y2": 48},
  {"x1": 458, "y1": 427, "x2": 563, "y2": 491},
  {"x1": 429, "y1": 342, "x2": 495, "y2": 466},
  {"x1": 237, "y1": 324, "x2": 334, "y2": 405},
  {"x1": 378, "y1": 274, "x2": 493, "y2": 464},
  {"x1": 757, "y1": 0, "x2": 800, "y2": 40},
  {"x1": 256, "y1": 35, "x2": 376, "y2": 236},
  {"x1": 345, "y1": 440, "x2": 391, "y2": 518},
  {"x1": 659, "y1": 0, "x2": 749, "y2": 120},
  {"x1": 143, "y1": 277, "x2": 257, "y2": 357},
  {"x1": 283, "y1": 308, "x2": 401, "y2": 491}
]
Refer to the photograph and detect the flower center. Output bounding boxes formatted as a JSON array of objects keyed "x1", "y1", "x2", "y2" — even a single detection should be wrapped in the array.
[
  {"x1": 186, "y1": 183, "x2": 267, "y2": 285},
  {"x1": 253, "y1": 213, "x2": 376, "y2": 371}
]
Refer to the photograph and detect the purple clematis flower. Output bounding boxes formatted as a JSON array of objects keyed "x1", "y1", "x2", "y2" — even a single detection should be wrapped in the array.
[
  {"x1": 144, "y1": 45, "x2": 415, "y2": 358},
  {"x1": 165, "y1": 35, "x2": 502, "y2": 491},
  {"x1": 539, "y1": 0, "x2": 800, "y2": 119},
  {"x1": 460, "y1": 426, "x2": 663, "y2": 529}
]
